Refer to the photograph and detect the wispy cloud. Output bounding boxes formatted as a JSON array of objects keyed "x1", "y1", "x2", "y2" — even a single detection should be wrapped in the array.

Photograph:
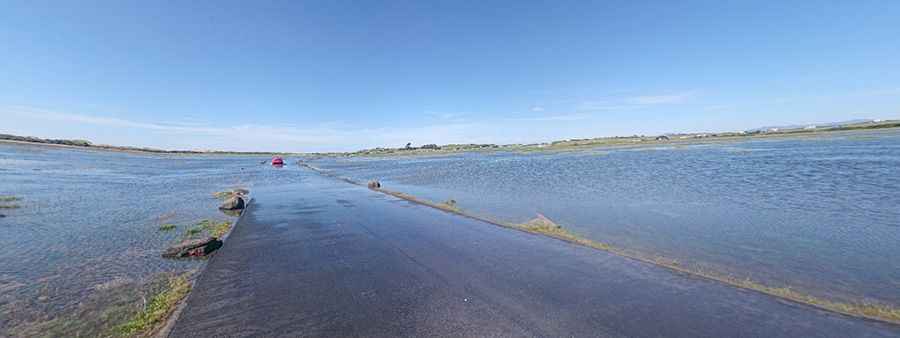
[
  {"x1": 625, "y1": 91, "x2": 698, "y2": 105},
  {"x1": 507, "y1": 112, "x2": 592, "y2": 122},
  {"x1": 425, "y1": 111, "x2": 469, "y2": 122},
  {"x1": 530, "y1": 105, "x2": 545, "y2": 112},
  {"x1": 2, "y1": 105, "x2": 500, "y2": 152}
]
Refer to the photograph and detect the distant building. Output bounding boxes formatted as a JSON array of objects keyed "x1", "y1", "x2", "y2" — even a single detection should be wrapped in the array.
[{"x1": 421, "y1": 144, "x2": 440, "y2": 150}]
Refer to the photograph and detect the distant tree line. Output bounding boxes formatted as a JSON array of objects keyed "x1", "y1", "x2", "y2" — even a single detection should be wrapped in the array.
[{"x1": 0, "y1": 133, "x2": 93, "y2": 147}]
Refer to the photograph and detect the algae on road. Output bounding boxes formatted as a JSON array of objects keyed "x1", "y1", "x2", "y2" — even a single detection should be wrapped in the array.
[
  {"x1": 0, "y1": 196, "x2": 22, "y2": 209},
  {"x1": 116, "y1": 273, "x2": 192, "y2": 337}
]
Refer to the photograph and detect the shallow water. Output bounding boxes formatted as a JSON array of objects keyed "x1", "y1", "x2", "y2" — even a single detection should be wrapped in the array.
[
  {"x1": 307, "y1": 129, "x2": 900, "y2": 305},
  {"x1": 170, "y1": 176, "x2": 899, "y2": 337},
  {"x1": 0, "y1": 143, "x2": 304, "y2": 335}
]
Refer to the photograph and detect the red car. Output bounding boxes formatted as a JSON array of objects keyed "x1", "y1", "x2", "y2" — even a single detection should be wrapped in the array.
[{"x1": 271, "y1": 156, "x2": 284, "y2": 165}]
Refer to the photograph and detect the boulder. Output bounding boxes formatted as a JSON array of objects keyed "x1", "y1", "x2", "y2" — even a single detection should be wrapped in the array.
[
  {"x1": 232, "y1": 188, "x2": 250, "y2": 196},
  {"x1": 219, "y1": 195, "x2": 245, "y2": 210},
  {"x1": 162, "y1": 237, "x2": 223, "y2": 258},
  {"x1": 367, "y1": 180, "x2": 381, "y2": 189}
]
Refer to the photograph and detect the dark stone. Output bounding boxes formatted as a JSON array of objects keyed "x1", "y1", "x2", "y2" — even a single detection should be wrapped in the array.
[
  {"x1": 219, "y1": 195, "x2": 245, "y2": 210},
  {"x1": 0, "y1": 214, "x2": 5, "y2": 218},
  {"x1": 367, "y1": 180, "x2": 381, "y2": 189},
  {"x1": 162, "y1": 237, "x2": 223, "y2": 258}
]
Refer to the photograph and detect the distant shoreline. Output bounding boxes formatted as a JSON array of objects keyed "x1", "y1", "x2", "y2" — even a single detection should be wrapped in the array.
[
  {"x1": 0, "y1": 138, "x2": 296, "y2": 157},
  {"x1": 312, "y1": 120, "x2": 900, "y2": 158},
  {"x1": 3, "y1": 119, "x2": 899, "y2": 157}
]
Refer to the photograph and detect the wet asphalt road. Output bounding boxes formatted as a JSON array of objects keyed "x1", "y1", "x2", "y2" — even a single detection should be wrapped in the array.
[{"x1": 169, "y1": 173, "x2": 900, "y2": 337}]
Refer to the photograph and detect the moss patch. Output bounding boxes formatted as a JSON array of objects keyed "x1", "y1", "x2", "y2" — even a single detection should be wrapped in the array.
[
  {"x1": 115, "y1": 273, "x2": 192, "y2": 336},
  {"x1": 0, "y1": 195, "x2": 21, "y2": 202},
  {"x1": 212, "y1": 191, "x2": 234, "y2": 200},
  {"x1": 6, "y1": 272, "x2": 193, "y2": 338},
  {"x1": 158, "y1": 224, "x2": 176, "y2": 231},
  {"x1": 183, "y1": 227, "x2": 202, "y2": 238},
  {"x1": 198, "y1": 219, "x2": 232, "y2": 238},
  {"x1": 180, "y1": 219, "x2": 232, "y2": 239},
  {"x1": 436, "y1": 199, "x2": 460, "y2": 213}
]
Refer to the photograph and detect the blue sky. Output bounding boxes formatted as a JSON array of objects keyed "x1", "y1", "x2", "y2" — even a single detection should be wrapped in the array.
[{"x1": 2, "y1": 1, "x2": 899, "y2": 152}]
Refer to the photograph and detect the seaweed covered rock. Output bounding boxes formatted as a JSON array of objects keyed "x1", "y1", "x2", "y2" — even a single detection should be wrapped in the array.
[
  {"x1": 162, "y1": 237, "x2": 223, "y2": 258},
  {"x1": 367, "y1": 180, "x2": 381, "y2": 189},
  {"x1": 219, "y1": 195, "x2": 245, "y2": 211}
]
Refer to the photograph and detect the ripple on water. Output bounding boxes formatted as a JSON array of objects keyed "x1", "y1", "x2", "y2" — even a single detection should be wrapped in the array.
[
  {"x1": 0, "y1": 143, "x2": 308, "y2": 335},
  {"x1": 308, "y1": 129, "x2": 900, "y2": 305}
]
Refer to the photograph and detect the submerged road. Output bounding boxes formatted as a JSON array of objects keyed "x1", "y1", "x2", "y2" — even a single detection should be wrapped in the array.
[{"x1": 170, "y1": 172, "x2": 899, "y2": 337}]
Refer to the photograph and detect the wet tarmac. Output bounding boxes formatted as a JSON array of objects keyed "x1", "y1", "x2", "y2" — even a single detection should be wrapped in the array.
[{"x1": 169, "y1": 173, "x2": 900, "y2": 337}]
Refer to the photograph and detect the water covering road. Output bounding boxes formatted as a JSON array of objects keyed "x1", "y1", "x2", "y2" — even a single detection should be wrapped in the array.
[{"x1": 169, "y1": 172, "x2": 899, "y2": 337}]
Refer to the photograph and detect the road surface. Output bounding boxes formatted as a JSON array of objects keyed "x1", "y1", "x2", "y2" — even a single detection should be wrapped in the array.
[{"x1": 169, "y1": 172, "x2": 899, "y2": 337}]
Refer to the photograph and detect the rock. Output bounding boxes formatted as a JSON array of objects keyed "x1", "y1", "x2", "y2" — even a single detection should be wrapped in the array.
[
  {"x1": 0, "y1": 214, "x2": 5, "y2": 218},
  {"x1": 162, "y1": 237, "x2": 223, "y2": 258},
  {"x1": 232, "y1": 188, "x2": 249, "y2": 196},
  {"x1": 367, "y1": 180, "x2": 381, "y2": 189},
  {"x1": 219, "y1": 195, "x2": 245, "y2": 210}
]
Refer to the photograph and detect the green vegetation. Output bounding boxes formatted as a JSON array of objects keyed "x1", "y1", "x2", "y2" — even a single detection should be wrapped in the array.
[
  {"x1": 183, "y1": 227, "x2": 202, "y2": 237},
  {"x1": 198, "y1": 219, "x2": 232, "y2": 238},
  {"x1": 6, "y1": 272, "x2": 194, "y2": 338},
  {"x1": 115, "y1": 273, "x2": 191, "y2": 337},
  {"x1": 212, "y1": 190, "x2": 234, "y2": 199},
  {"x1": 507, "y1": 212, "x2": 900, "y2": 324},
  {"x1": 304, "y1": 119, "x2": 900, "y2": 158},
  {"x1": 158, "y1": 224, "x2": 177, "y2": 231},
  {"x1": 180, "y1": 219, "x2": 232, "y2": 239},
  {"x1": 301, "y1": 162, "x2": 900, "y2": 325},
  {"x1": 0, "y1": 132, "x2": 296, "y2": 155},
  {"x1": 0, "y1": 133, "x2": 92, "y2": 147},
  {"x1": 437, "y1": 199, "x2": 460, "y2": 212},
  {"x1": 0, "y1": 195, "x2": 22, "y2": 209}
]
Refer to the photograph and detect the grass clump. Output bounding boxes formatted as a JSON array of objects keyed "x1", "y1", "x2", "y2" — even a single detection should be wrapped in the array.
[
  {"x1": 0, "y1": 195, "x2": 21, "y2": 202},
  {"x1": 158, "y1": 224, "x2": 176, "y2": 231},
  {"x1": 183, "y1": 227, "x2": 202, "y2": 238},
  {"x1": 198, "y1": 219, "x2": 232, "y2": 238},
  {"x1": 212, "y1": 191, "x2": 234, "y2": 200},
  {"x1": 212, "y1": 188, "x2": 249, "y2": 200},
  {"x1": 181, "y1": 219, "x2": 232, "y2": 239},
  {"x1": 436, "y1": 199, "x2": 460, "y2": 212},
  {"x1": 115, "y1": 273, "x2": 191, "y2": 337},
  {"x1": 514, "y1": 214, "x2": 612, "y2": 250},
  {"x1": 0, "y1": 195, "x2": 22, "y2": 209}
]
